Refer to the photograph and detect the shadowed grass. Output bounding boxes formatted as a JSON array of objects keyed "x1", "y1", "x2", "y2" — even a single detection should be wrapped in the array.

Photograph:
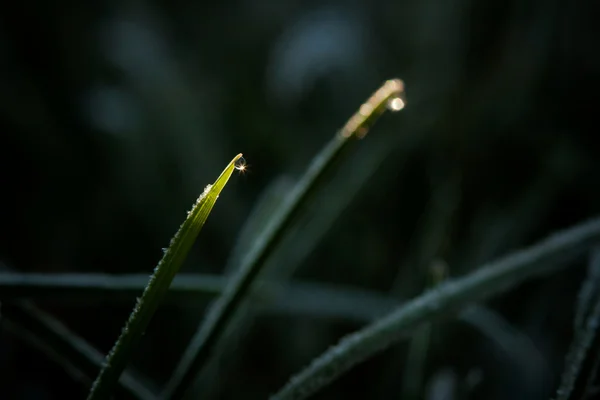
[
  {"x1": 270, "y1": 217, "x2": 600, "y2": 400},
  {"x1": 86, "y1": 153, "x2": 242, "y2": 400},
  {"x1": 0, "y1": 272, "x2": 398, "y2": 320},
  {"x1": 2, "y1": 301, "x2": 156, "y2": 400},
  {"x1": 554, "y1": 247, "x2": 600, "y2": 400},
  {"x1": 0, "y1": 272, "x2": 222, "y2": 304},
  {"x1": 0, "y1": 271, "x2": 548, "y2": 397}
]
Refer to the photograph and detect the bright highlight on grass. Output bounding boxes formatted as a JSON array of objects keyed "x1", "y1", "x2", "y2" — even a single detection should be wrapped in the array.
[
  {"x1": 387, "y1": 97, "x2": 405, "y2": 111},
  {"x1": 86, "y1": 153, "x2": 243, "y2": 400},
  {"x1": 341, "y1": 78, "x2": 405, "y2": 139}
]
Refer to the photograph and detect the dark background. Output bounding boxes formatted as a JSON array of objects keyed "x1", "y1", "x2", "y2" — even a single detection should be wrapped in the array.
[{"x1": 1, "y1": 0, "x2": 599, "y2": 399}]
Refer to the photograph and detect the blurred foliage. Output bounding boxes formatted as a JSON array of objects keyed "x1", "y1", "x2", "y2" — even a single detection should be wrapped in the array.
[{"x1": 1, "y1": 0, "x2": 599, "y2": 399}]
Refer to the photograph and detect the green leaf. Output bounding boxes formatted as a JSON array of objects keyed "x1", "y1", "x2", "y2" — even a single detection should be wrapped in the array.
[{"x1": 86, "y1": 153, "x2": 243, "y2": 400}]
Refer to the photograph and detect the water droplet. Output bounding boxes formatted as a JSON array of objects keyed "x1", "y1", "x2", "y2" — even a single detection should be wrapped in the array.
[
  {"x1": 234, "y1": 156, "x2": 247, "y2": 171},
  {"x1": 161, "y1": 248, "x2": 167, "y2": 253},
  {"x1": 387, "y1": 96, "x2": 405, "y2": 112}
]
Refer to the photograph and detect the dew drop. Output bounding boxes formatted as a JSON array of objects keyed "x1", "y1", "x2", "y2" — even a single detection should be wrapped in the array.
[
  {"x1": 234, "y1": 156, "x2": 247, "y2": 171},
  {"x1": 387, "y1": 96, "x2": 405, "y2": 112}
]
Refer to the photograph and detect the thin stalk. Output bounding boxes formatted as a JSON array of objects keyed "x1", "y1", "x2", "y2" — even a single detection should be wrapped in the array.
[
  {"x1": 270, "y1": 217, "x2": 600, "y2": 400},
  {"x1": 162, "y1": 79, "x2": 407, "y2": 400}
]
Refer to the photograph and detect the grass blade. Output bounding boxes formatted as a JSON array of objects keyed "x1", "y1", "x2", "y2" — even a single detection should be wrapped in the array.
[
  {"x1": 86, "y1": 153, "x2": 242, "y2": 400},
  {"x1": 270, "y1": 217, "x2": 600, "y2": 400},
  {"x1": 460, "y1": 304, "x2": 548, "y2": 391},
  {"x1": 574, "y1": 246, "x2": 600, "y2": 331},
  {"x1": 401, "y1": 323, "x2": 432, "y2": 399},
  {"x1": 162, "y1": 79, "x2": 407, "y2": 399},
  {"x1": 0, "y1": 272, "x2": 223, "y2": 304}
]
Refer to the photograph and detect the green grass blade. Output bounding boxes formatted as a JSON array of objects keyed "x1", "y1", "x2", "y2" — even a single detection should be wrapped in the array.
[
  {"x1": 86, "y1": 153, "x2": 242, "y2": 400},
  {"x1": 270, "y1": 217, "x2": 600, "y2": 400},
  {"x1": 161, "y1": 79, "x2": 406, "y2": 400}
]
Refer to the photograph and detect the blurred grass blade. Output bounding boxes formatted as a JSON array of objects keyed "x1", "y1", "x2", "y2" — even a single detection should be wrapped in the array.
[
  {"x1": 574, "y1": 246, "x2": 600, "y2": 330},
  {"x1": 0, "y1": 272, "x2": 222, "y2": 304},
  {"x1": 460, "y1": 305, "x2": 548, "y2": 389},
  {"x1": 0, "y1": 273, "x2": 547, "y2": 394},
  {"x1": 87, "y1": 153, "x2": 242, "y2": 400},
  {"x1": 554, "y1": 248, "x2": 600, "y2": 400},
  {"x1": 2, "y1": 301, "x2": 156, "y2": 400},
  {"x1": 402, "y1": 324, "x2": 432, "y2": 399},
  {"x1": 0, "y1": 268, "x2": 550, "y2": 370},
  {"x1": 162, "y1": 79, "x2": 407, "y2": 400},
  {"x1": 0, "y1": 271, "x2": 397, "y2": 319},
  {"x1": 225, "y1": 176, "x2": 295, "y2": 274},
  {"x1": 555, "y1": 293, "x2": 600, "y2": 400},
  {"x1": 270, "y1": 217, "x2": 600, "y2": 400},
  {"x1": 401, "y1": 262, "x2": 450, "y2": 400}
]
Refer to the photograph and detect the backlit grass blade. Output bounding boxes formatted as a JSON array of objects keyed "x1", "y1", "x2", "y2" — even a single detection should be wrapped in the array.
[
  {"x1": 86, "y1": 153, "x2": 243, "y2": 400},
  {"x1": 162, "y1": 79, "x2": 406, "y2": 400}
]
